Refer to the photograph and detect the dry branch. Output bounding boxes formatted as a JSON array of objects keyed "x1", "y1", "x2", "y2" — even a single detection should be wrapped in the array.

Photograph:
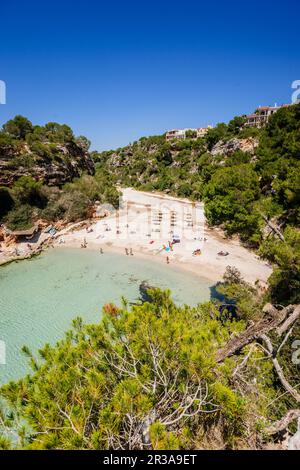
[
  {"x1": 216, "y1": 303, "x2": 300, "y2": 421},
  {"x1": 216, "y1": 303, "x2": 291, "y2": 363},
  {"x1": 265, "y1": 410, "x2": 300, "y2": 435},
  {"x1": 261, "y1": 214, "x2": 285, "y2": 242},
  {"x1": 261, "y1": 334, "x2": 300, "y2": 403},
  {"x1": 277, "y1": 305, "x2": 300, "y2": 336}
]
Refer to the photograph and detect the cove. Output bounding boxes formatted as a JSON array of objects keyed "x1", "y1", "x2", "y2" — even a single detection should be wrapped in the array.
[{"x1": 0, "y1": 248, "x2": 212, "y2": 384}]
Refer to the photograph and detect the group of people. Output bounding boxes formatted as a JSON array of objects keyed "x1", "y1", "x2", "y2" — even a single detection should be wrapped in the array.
[
  {"x1": 125, "y1": 248, "x2": 134, "y2": 256},
  {"x1": 163, "y1": 241, "x2": 174, "y2": 252}
]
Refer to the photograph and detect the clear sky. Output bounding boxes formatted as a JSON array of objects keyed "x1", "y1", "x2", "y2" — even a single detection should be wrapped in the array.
[{"x1": 0, "y1": 0, "x2": 299, "y2": 150}]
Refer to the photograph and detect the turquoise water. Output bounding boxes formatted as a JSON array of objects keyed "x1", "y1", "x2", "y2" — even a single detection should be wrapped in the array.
[{"x1": 0, "y1": 248, "x2": 212, "y2": 384}]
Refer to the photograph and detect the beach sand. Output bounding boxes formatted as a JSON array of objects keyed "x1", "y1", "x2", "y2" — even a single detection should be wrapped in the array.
[{"x1": 53, "y1": 189, "x2": 272, "y2": 286}]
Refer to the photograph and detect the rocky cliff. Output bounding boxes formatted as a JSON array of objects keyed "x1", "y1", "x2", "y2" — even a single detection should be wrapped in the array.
[
  {"x1": 210, "y1": 137, "x2": 259, "y2": 157},
  {"x1": 0, "y1": 140, "x2": 95, "y2": 187}
]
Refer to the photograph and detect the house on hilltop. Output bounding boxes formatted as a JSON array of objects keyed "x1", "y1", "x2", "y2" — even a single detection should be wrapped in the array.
[
  {"x1": 165, "y1": 126, "x2": 212, "y2": 141},
  {"x1": 245, "y1": 104, "x2": 291, "y2": 128}
]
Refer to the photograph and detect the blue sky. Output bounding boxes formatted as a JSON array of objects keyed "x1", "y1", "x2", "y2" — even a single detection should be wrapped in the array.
[{"x1": 0, "y1": 0, "x2": 299, "y2": 150}]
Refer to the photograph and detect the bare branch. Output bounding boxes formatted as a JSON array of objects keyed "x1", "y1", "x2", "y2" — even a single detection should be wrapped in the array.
[
  {"x1": 57, "y1": 405, "x2": 81, "y2": 437},
  {"x1": 261, "y1": 334, "x2": 300, "y2": 403},
  {"x1": 265, "y1": 410, "x2": 300, "y2": 435},
  {"x1": 277, "y1": 305, "x2": 300, "y2": 337},
  {"x1": 232, "y1": 344, "x2": 255, "y2": 378},
  {"x1": 276, "y1": 326, "x2": 295, "y2": 356},
  {"x1": 261, "y1": 214, "x2": 285, "y2": 242},
  {"x1": 216, "y1": 303, "x2": 290, "y2": 362}
]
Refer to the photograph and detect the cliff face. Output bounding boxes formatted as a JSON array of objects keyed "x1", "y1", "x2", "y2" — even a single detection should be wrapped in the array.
[
  {"x1": 102, "y1": 137, "x2": 260, "y2": 176},
  {"x1": 0, "y1": 141, "x2": 95, "y2": 187},
  {"x1": 210, "y1": 137, "x2": 259, "y2": 157}
]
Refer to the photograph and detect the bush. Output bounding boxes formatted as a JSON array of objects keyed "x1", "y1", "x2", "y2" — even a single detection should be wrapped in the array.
[
  {"x1": 2, "y1": 115, "x2": 33, "y2": 140},
  {"x1": 12, "y1": 176, "x2": 46, "y2": 208},
  {"x1": 59, "y1": 191, "x2": 91, "y2": 222},
  {"x1": 4, "y1": 204, "x2": 35, "y2": 230}
]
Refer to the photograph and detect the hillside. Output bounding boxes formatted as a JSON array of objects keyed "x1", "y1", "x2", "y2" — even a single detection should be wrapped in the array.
[
  {"x1": 0, "y1": 108, "x2": 299, "y2": 451},
  {"x1": 0, "y1": 116, "x2": 119, "y2": 231},
  {"x1": 94, "y1": 104, "x2": 300, "y2": 305},
  {"x1": 96, "y1": 107, "x2": 299, "y2": 233},
  {"x1": 1, "y1": 108, "x2": 299, "y2": 303},
  {"x1": 0, "y1": 116, "x2": 95, "y2": 187}
]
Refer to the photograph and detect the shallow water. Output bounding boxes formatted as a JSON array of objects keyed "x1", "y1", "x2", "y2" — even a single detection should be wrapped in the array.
[{"x1": 0, "y1": 248, "x2": 212, "y2": 384}]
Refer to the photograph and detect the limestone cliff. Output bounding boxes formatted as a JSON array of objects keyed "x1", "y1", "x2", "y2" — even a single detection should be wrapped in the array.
[
  {"x1": 210, "y1": 137, "x2": 259, "y2": 157},
  {"x1": 0, "y1": 140, "x2": 95, "y2": 187}
]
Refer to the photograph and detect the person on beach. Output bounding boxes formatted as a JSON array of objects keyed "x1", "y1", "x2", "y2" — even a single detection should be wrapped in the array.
[
  {"x1": 100, "y1": 248, "x2": 103, "y2": 254},
  {"x1": 125, "y1": 248, "x2": 129, "y2": 255},
  {"x1": 166, "y1": 256, "x2": 170, "y2": 264},
  {"x1": 130, "y1": 248, "x2": 133, "y2": 256}
]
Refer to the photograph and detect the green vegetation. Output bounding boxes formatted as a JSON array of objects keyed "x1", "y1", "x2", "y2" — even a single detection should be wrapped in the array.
[
  {"x1": 1, "y1": 174, "x2": 119, "y2": 230},
  {"x1": 1, "y1": 271, "x2": 299, "y2": 450},
  {"x1": 0, "y1": 116, "x2": 119, "y2": 229},
  {"x1": 95, "y1": 104, "x2": 300, "y2": 305},
  {"x1": 0, "y1": 107, "x2": 299, "y2": 450},
  {"x1": 203, "y1": 164, "x2": 261, "y2": 245},
  {"x1": 259, "y1": 226, "x2": 300, "y2": 305}
]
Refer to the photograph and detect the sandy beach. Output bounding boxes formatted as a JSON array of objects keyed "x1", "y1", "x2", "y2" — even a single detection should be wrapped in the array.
[
  {"x1": 0, "y1": 188, "x2": 272, "y2": 284},
  {"x1": 52, "y1": 188, "x2": 272, "y2": 285}
]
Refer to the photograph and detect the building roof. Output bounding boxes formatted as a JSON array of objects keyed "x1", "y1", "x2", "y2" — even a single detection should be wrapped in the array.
[
  {"x1": 6, "y1": 225, "x2": 38, "y2": 237},
  {"x1": 257, "y1": 104, "x2": 291, "y2": 111}
]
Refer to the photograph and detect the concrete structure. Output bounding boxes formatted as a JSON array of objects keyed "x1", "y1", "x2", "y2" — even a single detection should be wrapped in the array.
[
  {"x1": 165, "y1": 129, "x2": 186, "y2": 141},
  {"x1": 3, "y1": 225, "x2": 39, "y2": 242},
  {"x1": 245, "y1": 104, "x2": 291, "y2": 128},
  {"x1": 197, "y1": 126, "x2": 212, "y2": 138},
  {"x1": 166, "y1": 126, "x2": 212, "y2": 141}
]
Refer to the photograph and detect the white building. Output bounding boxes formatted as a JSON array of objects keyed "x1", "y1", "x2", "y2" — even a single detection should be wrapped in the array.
[
  {"x1": 245, "y1": 104, "x2": 291, "y2": 128},
  {"x1": 166, "y1": 126, "x2": 212, "y2": 141},
  {"x1": 165, "y1": 129, "x2": 186, "y2": 141}
]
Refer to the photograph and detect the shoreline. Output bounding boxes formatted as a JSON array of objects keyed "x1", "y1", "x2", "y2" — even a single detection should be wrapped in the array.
[
  {"x1": 0, "y1": 189, "x2": 273, "y2": 286},
  {"x1": 54, "y1": 241, "x2": 219, "y2": 284}
]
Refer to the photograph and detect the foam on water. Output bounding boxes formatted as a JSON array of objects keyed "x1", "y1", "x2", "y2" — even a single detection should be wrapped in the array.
[{"x1": 0, "y1": 248, "x2": 212, "y2": 384}]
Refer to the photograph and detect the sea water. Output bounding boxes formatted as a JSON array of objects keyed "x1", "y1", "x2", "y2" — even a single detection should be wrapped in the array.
[{"x1": 0, "y1": 248, "x2": 212, "y2": 384}]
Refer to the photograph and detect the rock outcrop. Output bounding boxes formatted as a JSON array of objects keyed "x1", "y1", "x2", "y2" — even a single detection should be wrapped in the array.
[
  {"x1": 210, "y1": 137, "x2": 259, "y2": 157},
  {"x1": 0, "y1": 141, "x2": 95, "y2": 187}
]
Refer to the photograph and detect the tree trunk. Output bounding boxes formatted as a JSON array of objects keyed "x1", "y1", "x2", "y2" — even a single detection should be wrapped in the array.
[{"x1": 216, "y1": 304, "x2": 289, "y2": 363}]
